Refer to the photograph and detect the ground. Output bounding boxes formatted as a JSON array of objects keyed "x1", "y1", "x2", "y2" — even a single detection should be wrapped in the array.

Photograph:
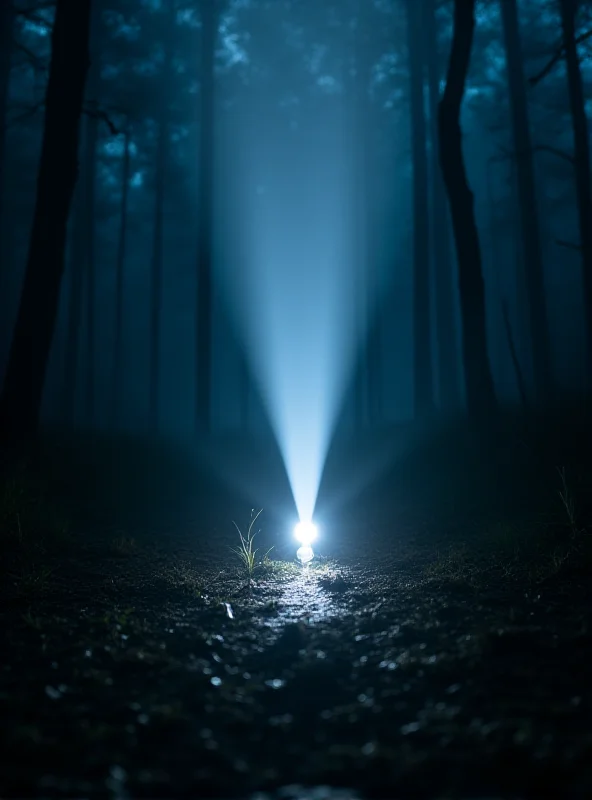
[{"x1": 1, "y1": 420, "x2": 592, "y2": 798}]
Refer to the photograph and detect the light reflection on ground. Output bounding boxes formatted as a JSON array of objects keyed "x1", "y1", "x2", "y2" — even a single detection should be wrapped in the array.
[{"x1": 251, "y1": 563, "x2": 351, "y2": 634}]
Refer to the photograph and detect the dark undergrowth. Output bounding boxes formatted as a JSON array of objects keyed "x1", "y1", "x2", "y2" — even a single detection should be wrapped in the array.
[{"x1": 1, "y1": 405, "x2": 592, "y2": 798}]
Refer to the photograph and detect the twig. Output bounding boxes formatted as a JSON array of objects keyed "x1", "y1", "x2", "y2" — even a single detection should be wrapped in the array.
[
  {"x1": 13, "y1": 8, "x2": 53, "y2": 32},
  {"x1": 82, "y1": 104, "x2": 121, "y2": 136},
  {"x1": 529, "y1": 28, "x2": 592, "y2": 87},
  {"x1": 556, "y1": 238, "x2": 581, "y2": 251},
  {"x1": 532, "y1": 144, "x2": 574, "y2": 164},
  {"x1": 491, "y1": 143, "x2": 574, "y2": 165},
  {"x1": 3, "y1": 99, "x2": 44, "y2": 129},
  {"x1": 13, "y1": 40, "x2": 48, "y2": 73}
]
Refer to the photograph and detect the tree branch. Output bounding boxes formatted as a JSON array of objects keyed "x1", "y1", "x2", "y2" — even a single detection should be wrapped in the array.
[
  {"x1": 3, "y1": 102, "x2": 121, "y2": 137},
  {"x1": 3, "y1": 99, "x2": 44, "y2": 129},
  {"x1": 529, "y1": 28, "x2": 592, "y2": 87},
  {"x1": 532, "y1": 143, "x2": 575, "y2": 164},
  {"x1": 489, "y1": 143, "x2": 574, "y2": 165},
  {"x1": 556, "y1": 238, "x2": 581, "y2": 251},
  {"x1": 82, "y1": 103, "x2": 121, "y2": 136},
  {"x1": 13, "y1": 40, "x2": 47, "y2": 72}
]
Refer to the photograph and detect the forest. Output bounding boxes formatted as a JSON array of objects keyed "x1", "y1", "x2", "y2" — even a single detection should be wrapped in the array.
[
  {"x1": 1, "y1": 0, "x2": 592, "y2": 797},
  {"x1": 0, "y1": 0, "x2": 590, "y2": 440}
]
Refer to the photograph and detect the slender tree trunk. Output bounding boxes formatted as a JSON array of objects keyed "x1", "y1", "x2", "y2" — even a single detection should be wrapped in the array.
[
  {"x1": 0, "y1": 0, "x2": 13, "y2": 282},
  {"x1": 486, "y1": 155, "x2": 507, "y2": 389},
  {"x1": 500, "y1": 0, "x2": 553, "y2": 405},
  {"x1": 425, "y1": 0, "x2": 460, "y2": 412},
  {"x1": 62, "y1": 5, "x2": 100, "y2": 428},
  {"x1": 0, "y1": 0, "x2": 91, "y2": 445},
  {"x1": 83, "y1": 108, "x2": 98, "y2": 426},
  {"x1": 364, "y1": 100, "x2": 383, "y2": 425},
  {"x1": 62, "y1": 181, "x2": 86, "y2": 425},
  {"x1": 438, "y1": 0, "x2": 497, "y2": 421},
  {"x1": 559, "y1": 0, "x2": 592, "y2": 392},
  {"x1": 407, "y1": 0, "x2": 433, "y2": 418},
  {"x1": 83, "y1": 1, "x2": 105, "y2": 427},
  {"x1": 111, "y1": 124, "x2": 131, "y2": 429},
  {"x1": 195, "y1": 0, "x2": 218, "y2": 434},
  {"x1": 149, "y1": 115, "x2": 167, "y2": 432},
  {"x1": 353, "y1": 32, "x2": 369, "y2": 429},
  {"x1": 509, "y1": 156, "x2": 531, "y2": 392}
]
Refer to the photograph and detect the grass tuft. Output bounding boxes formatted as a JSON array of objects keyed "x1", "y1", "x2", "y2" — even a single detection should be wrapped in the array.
[
  {"x1": 109, "y1": 534, "x2": 138, "y2": 557},
  {"x1": 557, "y1": 465, "x2": 580, "y2": 538},
  {"x1": 10, "y1": 563, "x2": 54, "y2": 599},
  {"x1": 231, "y1": 508, "x2": 273, "y2": 582}
]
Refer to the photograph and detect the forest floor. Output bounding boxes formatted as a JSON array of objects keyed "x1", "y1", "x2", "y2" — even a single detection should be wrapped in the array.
[{"x1": 1, "y1": 419, "x2": 592, "y2": 799}]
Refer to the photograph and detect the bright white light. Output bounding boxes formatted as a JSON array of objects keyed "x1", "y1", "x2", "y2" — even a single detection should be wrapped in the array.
[
  {"x1": 294, "y1": 520, "x2": 318, "y2": 545},
  {"x1": 296, "y1": 545, "x2": 314, "y2": 564},
  {"x1": 219, "y1": 94, "x2": 381, "y2": 526}
]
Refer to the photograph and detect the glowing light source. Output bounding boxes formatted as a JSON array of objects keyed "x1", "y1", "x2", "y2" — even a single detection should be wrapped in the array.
[
  {"x1": 294, "y1": 520, "x2": 318, "y2": 545},
  {"x1": 296, "y1": 545, "x2": 314, "y2": 564},
  {"x1": 294, "y1": 521, "x2": 318, "y2": 564}
]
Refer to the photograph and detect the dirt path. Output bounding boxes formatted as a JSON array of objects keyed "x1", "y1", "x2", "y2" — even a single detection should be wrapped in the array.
[{"x1": 1, "y1": 523, "x2": 592, "y2": 799}]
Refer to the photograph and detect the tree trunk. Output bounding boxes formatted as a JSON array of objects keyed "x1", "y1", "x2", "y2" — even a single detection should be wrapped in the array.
[
  {"x1": 407, "y1": 0, "x2": 433, "y2": 418},
  {"x1": 559, "y1": 0, "x2": 592, "y2": 393},
  {"x1": 438, "y1": 0, "x2": 497, "y2": 421},
  {"x1": 195, "y1": 0, "x2": 218, "y2": 435},
  {"x1": 353, "y1": 28, "x2": 369, "y2": 430},
  {"x1": 149, "y1": 115, "x2": 167, "y2": 432},
  {"x1": 82, "y1": 1, "x2": 103, "y2": 427},
  {"x1": 0, "y1": 0, "x2": 91, "y2": 445},
  {"x1": 364, "y1": 91, "x2": 383, "y2": 426},
  {"x1": 111, "y1": 124, "x2": 131, "y2": 429},
  {"x1": 62, "y1": 181, "x2": 86, "y2": 425},
  {"x1": 0, "y1": 0, "x2": 13, "y2": 282},
  {"x1": 500, "y1": 0, "x2": 553, "y2": 405},
  {"x1": 425, "y1": 0, "x2": 460, "y2": 412},
  {"x1": 83, "y1": 109, "x2": 98, "y2": 426}
]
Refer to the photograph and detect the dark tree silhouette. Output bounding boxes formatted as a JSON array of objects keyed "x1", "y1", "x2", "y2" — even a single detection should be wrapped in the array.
[
  {"x1": 425, "y1": 0, "x2": 460, "y2": 413},
  {"x1": 438, "y1": 0, "x2": 497, "y2": 421},
  {"x1": 83, "y1": 110, "x2": 98, "y2": 425},
  {"x1": 195, "y1": 0, "x2": 219, "y2": 434},
  {"x1": 559, "y1": 0, "x2": 592, "y2": 393},
  {"x1": 500, "y1": 0, "x2": 553, "y2": 405},
  {"x1": 62, "y1": 177, "x2": 86, "y2": 425},
  {"x1": 0, "y1": 0, "x2": 91, "y2": 445},
  {"x1": 149, "y1": 31, "x2": 171, "y2": 433},
  {"x1": 351, "y1": 5, "x2": 370, "y2": 429},
  {"x1": 406, "y1": 0, "x2": 433, "y2": 418},
  {"x1": 111, "y1": 124, "x2": 131, "y2": 429},
  {"x1": 0, "y1": 0, "x2": 14, "y2": 280},
  {"x1": 61, "y1": 5, "x2": 102, "y2": 429}
]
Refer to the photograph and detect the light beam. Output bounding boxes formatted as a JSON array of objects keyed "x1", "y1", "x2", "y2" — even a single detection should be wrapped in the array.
[{"x1": 220, "y1": 99, "x2": 369, "y2": 535}]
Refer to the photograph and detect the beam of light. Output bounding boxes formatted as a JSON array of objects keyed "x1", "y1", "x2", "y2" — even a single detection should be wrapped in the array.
[{"x1": 220, "y1": 103, "x2": 366, "y2": 530}]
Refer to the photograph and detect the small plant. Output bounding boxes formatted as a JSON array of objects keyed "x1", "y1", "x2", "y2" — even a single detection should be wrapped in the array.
[
  {"x1": 231, "y1": 508, "x2": 273, "y2": 582},
  {"x1": 11, "y1": 563, "x2": 54, "y2": 598},
  {"x1": 0, "y1": 466, "x2": 71, "y2": 555},
  {"x1": 22, "y1": 609, "x2": 43, "y2": 630},
  {"x1": 557, "y1": 466, "x2": 579, "y2": 538},
  {"x1": 110, "y1": 534, "x2": 138, "y2": 556}
]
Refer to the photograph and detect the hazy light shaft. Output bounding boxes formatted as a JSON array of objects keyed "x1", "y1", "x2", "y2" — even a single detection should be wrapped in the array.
[{"x1": 221, "y1": 104, "x2": 362, "y2": 524}]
